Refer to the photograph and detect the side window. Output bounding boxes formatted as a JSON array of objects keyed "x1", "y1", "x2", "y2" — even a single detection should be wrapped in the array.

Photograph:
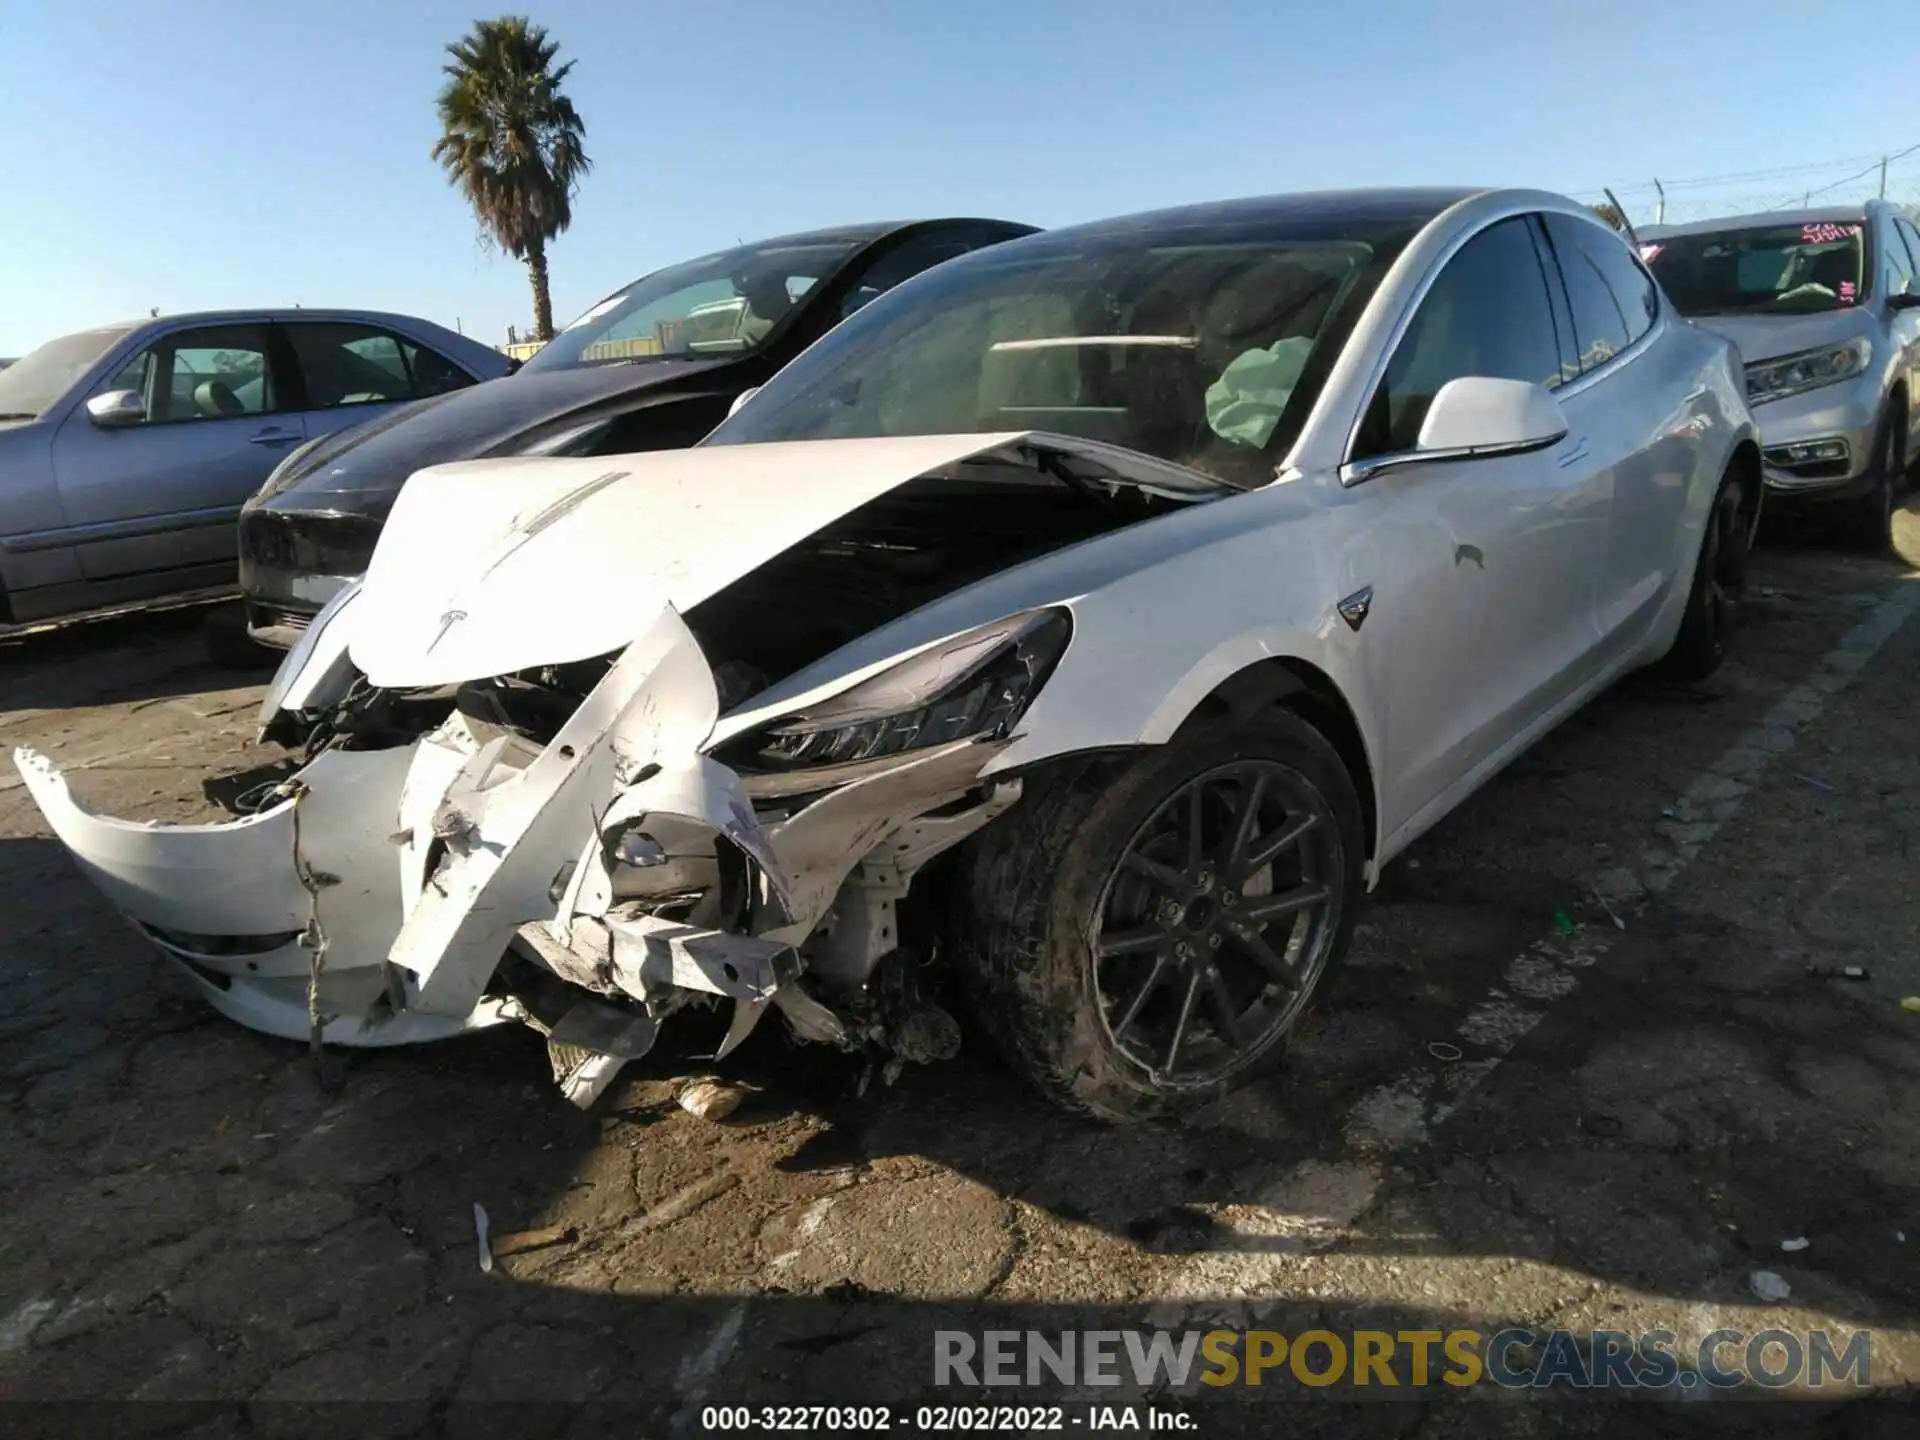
[
  {"x1": 838, "y1": 232, "x2": 977, "y2": 321},
  {"x1": 1353, "y1": 217, "x2": 1565, "y2": 459},
  {"x1": 1581, "y1": 229, "x2": 1660, "y2": 343},
  {"x1": 282, "y1": 322, "x2": 471, "y2": 409},
  {"x1": 1531, "y1": 217, "x2": 1583, "y2": 388},
  {"x1": 100, "y1": 324, "x2": 276, "y2": 424},
  {"x1": 1888, "y1": 219, "x2": 1919, "y2": 296},
  {"x1": 1540, "y1": 214, "x2": 1634, "y2": 374},
  {"x1": 402, "y1": 340, "x2": 475, "y2": 397}
]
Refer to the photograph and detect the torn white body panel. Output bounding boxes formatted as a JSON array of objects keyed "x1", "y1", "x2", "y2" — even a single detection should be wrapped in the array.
[
  {"x1": 257, "y1": 578, "x2": 363, "y2": 738},
  {"x1": 13, "y1": 745, "x2": 512, "y2": 1045}
]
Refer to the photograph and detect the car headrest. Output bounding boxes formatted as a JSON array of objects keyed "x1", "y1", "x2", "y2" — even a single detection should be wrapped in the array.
[{"x1": 194, "y1": 380, "x2": 243, "y2": 418}]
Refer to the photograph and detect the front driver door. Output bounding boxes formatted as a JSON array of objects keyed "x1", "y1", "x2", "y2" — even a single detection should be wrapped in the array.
[
  {"x1": 50, "y1": 320, "x2": 304, "y2": 585},
  {"x1": 1345, "y1": 214, "x2": 1611, "y2": 840}
]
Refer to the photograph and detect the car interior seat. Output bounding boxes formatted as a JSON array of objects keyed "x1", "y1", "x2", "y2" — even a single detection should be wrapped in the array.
[{"x1": 193, "y1": 380, "x2": 245, "y2": 418}]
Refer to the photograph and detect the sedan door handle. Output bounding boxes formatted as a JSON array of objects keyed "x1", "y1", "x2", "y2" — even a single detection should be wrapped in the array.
[
  {"x1": 1556, "y1": 436, "x2": 1591, "y2": 469},
  {"x1": 248, "y1": 426, "x2": 302, "y2": 446}
]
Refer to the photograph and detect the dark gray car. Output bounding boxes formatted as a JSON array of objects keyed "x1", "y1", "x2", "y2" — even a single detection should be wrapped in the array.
[
  {"x1": 236, "y1": 218, "x2": 1037, "y2": 647},
  {"x1": 0, "y1": 309, "x2": 509, "y2": 626}
]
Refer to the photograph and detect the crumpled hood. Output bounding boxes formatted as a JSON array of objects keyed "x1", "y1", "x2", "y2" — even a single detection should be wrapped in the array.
[
  {"x1": 345, "y1": 431, "x2": 1233, "y2": 689},
  {"x1": 259, "y1": 358, "x2": 738, "y2": 518},
  {"x1": 348, "y1": 435, "x2": 1023, "y2": 687},
  {"x1": 1686, "y1": 306, "x2": 1878, "y2": 366}
]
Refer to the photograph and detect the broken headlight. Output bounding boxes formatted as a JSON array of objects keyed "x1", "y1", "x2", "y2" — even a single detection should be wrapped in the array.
[{"x1": 744, "y1": 608, "x2": 1071, "y2": 771}]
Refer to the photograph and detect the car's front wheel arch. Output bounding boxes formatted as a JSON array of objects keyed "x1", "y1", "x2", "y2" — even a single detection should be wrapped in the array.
[{"x1": 1169, "y1": 656, "x2": 1378, "y2": 865}]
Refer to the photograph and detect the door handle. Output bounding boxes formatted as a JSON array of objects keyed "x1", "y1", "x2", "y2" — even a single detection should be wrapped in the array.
[
  {"x1": 1556, "y1": 435, "x2": 1591, "y2": 469},
  {"x1": 248, "y1": 427, "x2": 301, "y2": 447}
]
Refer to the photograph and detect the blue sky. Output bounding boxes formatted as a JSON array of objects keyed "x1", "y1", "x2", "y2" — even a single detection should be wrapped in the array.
[{"x1": 5, "y1": 0, "x2": 1920, "y2": 356}]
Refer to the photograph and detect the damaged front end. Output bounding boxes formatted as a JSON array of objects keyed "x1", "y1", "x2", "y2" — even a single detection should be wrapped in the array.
[{"x1": 15, "y1": 435, "x2": 1170, "y2": 1105}]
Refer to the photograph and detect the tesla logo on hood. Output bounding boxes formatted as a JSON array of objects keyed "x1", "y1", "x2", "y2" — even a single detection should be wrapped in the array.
[{"x1": 428, "y1": 609, "x2": 469, "y2": 653}]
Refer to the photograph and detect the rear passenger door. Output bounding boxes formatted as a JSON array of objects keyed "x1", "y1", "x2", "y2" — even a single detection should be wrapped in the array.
[
  {"x1": 277, "y1": 319, "x2": 479, "y2": 446},
  {"x1": 1538, "y1": 211, "x2": 1695, "y2": 652},
  {"x1": 49, "y1": 320, "x2": 303, "y2": 584}
]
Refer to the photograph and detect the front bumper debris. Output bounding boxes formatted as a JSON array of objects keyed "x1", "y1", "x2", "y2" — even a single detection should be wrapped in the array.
[{"x1": 14, "y1": 604, "x2": 1015, "y2": 1105}]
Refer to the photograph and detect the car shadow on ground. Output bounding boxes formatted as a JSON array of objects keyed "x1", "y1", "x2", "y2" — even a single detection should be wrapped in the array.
[{"x1": 0, "y1": 599, "x2": 269, "y2": 715}]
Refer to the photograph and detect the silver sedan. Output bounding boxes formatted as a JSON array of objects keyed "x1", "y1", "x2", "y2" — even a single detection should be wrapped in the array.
[{"x1": 0, "y1": 308, "x2": 510, "y2": 628}]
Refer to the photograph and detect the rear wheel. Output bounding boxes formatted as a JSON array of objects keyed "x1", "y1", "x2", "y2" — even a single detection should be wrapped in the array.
[
  {"x1": 952, "y1": 713, "x2": 1364, "y2": 1122},
  {"x1": 1657, "y1": 466, "x2": 1749, "y2": 681}
]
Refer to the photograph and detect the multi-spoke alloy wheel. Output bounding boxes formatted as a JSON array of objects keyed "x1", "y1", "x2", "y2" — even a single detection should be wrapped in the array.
[
  {"x1": 953, "y1": 712, "x2": 1364, "y2": 1121},
  {"x1": 1092, "y1": 760, "x2": 1338, "y2": 1086}
]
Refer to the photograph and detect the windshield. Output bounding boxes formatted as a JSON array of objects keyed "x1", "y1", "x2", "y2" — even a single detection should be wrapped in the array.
[
  {"x1": 0, "y1": 325, "x2": 134, "y2": 421},
  {"x1": 705, "y1": 229, "x2": 1389, "y2": 488},
  {"x1": 521, "y1": 238, "x2": 866, "y2": 373},
  {"x1": 1645, "y1": 221, "x2": 1869, "y2": 316}
]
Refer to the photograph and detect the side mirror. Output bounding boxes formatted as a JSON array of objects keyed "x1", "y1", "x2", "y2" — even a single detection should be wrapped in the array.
[
  {"x1": 1417, "y1": 376, "x2": 1567, "y2": 454},
  {"x1": 86, "y1": 389, "x2": 146, "y2": 428},
  {"x1": 1343, "y1": 377, "x2": 1567, "y2": 485},
  {"x1": 727, "y1": 386, "x2": 762, "y2": 420}
]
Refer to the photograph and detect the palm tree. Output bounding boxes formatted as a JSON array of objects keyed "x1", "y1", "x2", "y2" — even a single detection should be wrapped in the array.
[{"x1": 432, "y1": 16, "x2": 590, "y2": 341}]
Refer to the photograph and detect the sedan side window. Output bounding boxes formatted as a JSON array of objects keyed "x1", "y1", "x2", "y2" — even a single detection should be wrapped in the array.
[
  {"x1": 1353, "y1": 216, "x2": 1564, "y2": 459},
  {"x1": 1579, "y1": 227, "x2": 1660, "y2": 342},
  {"x1": 838, "y1": 233, "x2": 976, "y2": 321},
  {"x1": 282, "y1": 322, "x2": 472, "y2": 408},
  {"x1": 1540, "y1": 214, "x2": 1635, "y2": 374},
  {"x1": 101, "y1": 324, "x2": 277, "y2": 424},
  {"x1": 402, "y1": 340, "x2": 477, "y2": 396}
]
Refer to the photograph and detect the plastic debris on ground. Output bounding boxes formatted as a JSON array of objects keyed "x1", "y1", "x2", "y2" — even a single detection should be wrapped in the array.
[
  {"x1": 1749, "y1": 1270, "x2": 1791, "y2": 1302},
  {"x1": 1806, "y1": 964, "x2": 1870, "y2": 981},
  {"x1": 1780, "y1": 1237, "x2": 1810, "y2": 1253},
  {"x1": 679, "y1": 1078, "x2": 747, "y2": 1122},
  {"x1": 1552, "y1": 909, "x2": 1577, "y2": 937},
  {"x1": 492, "y1": 1223, "x2": 578, "y2": 1258},
  {"x1": 1902, "y1": 998, "x2": 1920, "y2": 1015},
  {"x1": 473, "y1": 1203, "x2": 492, "y2": 1274}
]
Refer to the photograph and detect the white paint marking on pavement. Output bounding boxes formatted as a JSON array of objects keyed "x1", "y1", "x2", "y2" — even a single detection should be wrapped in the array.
[
  {"x1": 671, "y1": 1299, "x2": 749, "y2": 1437},
  {"x1": 765, "y1": 1196, "x2": 837, "y2": 1279},
  {"x1": 1347, "y1": 580, "x2": 1920, "y2": 1151},
  {"x1": 1162, "y1": 579, "x2": 1920, "y2": 1299},
  {"x1": 0, "y1": 1298, "x2": 57, "y2": 1355}
]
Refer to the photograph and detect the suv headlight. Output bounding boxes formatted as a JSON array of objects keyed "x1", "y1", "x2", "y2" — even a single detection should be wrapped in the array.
[
  {"x1": 1745, "y1": 335, "x2": 1872, "y2": 406},
  {"x1": 728, "y1": 609, "x2": 1072, "y2": 772}
]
